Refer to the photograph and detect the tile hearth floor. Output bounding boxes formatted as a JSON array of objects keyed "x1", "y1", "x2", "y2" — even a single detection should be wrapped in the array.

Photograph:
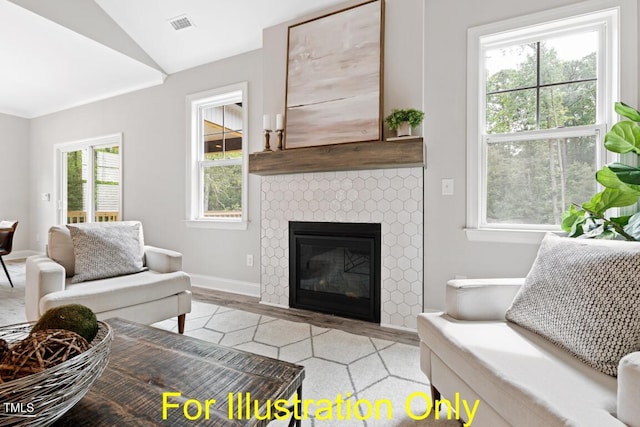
[{"x1": 0, "y1": 261, "x2": 455, "y2": 427}]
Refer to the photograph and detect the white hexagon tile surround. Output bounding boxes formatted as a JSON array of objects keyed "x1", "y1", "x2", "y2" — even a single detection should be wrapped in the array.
[{"x1": 260, "y1": 168, "x2": 423, "y2": 329}]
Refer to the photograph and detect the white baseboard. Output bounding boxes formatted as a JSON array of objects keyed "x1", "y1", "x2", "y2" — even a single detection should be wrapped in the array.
[
  {"x1": 3, "y1": 250, "x2": 41, "y2": 261},
  {"x1": 190, "y1": 273, "x2": 260, "y2": 298}
]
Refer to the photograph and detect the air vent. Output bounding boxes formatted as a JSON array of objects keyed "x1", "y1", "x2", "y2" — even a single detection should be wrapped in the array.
[{"x1": 168, "y1": 15, "x2": 193, "y2": 31}]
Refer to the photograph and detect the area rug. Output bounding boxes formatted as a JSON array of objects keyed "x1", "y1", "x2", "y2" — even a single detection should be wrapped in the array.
[{"x1": 0, "y1": 261, "x2": 462, "y2": 427}]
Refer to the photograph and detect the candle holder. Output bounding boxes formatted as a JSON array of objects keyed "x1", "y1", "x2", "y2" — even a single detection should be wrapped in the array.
[
  {"x1": 263, "y1": 129, "x2": 273, "y2": 152},
  {"x1": 276, "y1": 129, "x2": 284, "y2": 151}
]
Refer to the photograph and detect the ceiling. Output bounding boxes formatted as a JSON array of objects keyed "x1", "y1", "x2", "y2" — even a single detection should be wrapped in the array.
[{"x1": 1, "y1": 0, "x2": 345, "y2": 119}]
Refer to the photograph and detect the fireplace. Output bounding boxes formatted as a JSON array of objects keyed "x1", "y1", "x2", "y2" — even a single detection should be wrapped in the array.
[{"x1": 289, "y1": 221, "x2": 381, "y2": 323}]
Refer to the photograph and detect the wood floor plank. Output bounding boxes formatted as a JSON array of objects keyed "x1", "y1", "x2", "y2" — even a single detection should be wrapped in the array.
[{"x1": 192, "y1": 287, "x2": 419, "y2": 346}]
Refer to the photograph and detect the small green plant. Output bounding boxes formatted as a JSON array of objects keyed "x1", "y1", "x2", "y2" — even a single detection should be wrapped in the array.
[
  {"x1": 562, "y1": 102, "x2": 640, "y2": 240},
  {"x1": 384, "y1": 108, "x2": 425, "y2": 130}
]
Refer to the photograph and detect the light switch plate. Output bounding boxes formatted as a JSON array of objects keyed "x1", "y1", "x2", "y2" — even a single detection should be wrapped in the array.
[{"x1": 441, "y1": 179, "x2": 454, "y2": 196}]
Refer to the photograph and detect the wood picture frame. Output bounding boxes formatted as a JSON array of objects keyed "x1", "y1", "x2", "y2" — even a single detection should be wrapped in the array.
[{"x1": 284, "y1": 0, "x2": 384, "y2": 149}]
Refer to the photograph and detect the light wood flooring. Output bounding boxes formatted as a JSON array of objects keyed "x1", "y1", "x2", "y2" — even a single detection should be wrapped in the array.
[{"x1": 192, "y1": 286, "x2": 419, "y2": 346}]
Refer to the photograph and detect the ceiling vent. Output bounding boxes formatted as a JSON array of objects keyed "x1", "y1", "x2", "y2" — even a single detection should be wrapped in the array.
[{"x1": 168, "y1": 15, "x2": 193, "y2": 31}]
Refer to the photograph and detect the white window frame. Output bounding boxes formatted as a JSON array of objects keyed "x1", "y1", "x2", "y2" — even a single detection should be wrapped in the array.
[
  {"x1": 465, "y1": 0, "x2": 638, "y2": 244},
  {"x1": 54, "y1": 133, "x2": 123, "y2": 225},
  {"x1": 185, "y1": 82, "x2": 249, "y2": 230}
]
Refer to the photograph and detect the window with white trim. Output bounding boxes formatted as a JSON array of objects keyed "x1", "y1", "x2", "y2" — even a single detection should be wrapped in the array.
[
  {"x1": 467, "y1": 6, "x2": 620, "y2": 236},
  {"x1": 186, "y1": 82, "x2": 248, "y2": 229}
]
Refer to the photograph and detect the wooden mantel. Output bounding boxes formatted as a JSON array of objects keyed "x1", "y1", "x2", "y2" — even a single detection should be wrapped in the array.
[{"x1": 249, "y1": 138, "x2": 424, "y2": 176}]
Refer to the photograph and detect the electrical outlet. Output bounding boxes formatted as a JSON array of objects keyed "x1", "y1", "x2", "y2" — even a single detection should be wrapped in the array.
[{"x1": 246, "y1": 254, "x2": 254, "y2": 267}]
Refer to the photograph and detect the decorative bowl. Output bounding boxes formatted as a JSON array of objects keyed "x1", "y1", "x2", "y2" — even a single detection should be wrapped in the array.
[{"x1": 0, "y1": 321, "x2": 112, "y2": 427}]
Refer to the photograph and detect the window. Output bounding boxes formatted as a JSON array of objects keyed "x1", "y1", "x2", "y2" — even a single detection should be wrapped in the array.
[
  {"x1": 466, "y1": 3, "x2": 626, "y2": 242},
  {"x1": 186, "y1": 82, "x2": 248, "y2": 229},
  {"x1": 55, "y1": 134, "x2": 122, "y2": 225}
]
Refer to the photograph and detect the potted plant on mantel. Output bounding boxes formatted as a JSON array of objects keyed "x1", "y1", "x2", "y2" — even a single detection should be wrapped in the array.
[
  {"x1": 385, "y1": 108, "x2": 425, "y2": 138},
  {"x1": 562, "y1": 102, "x2": 640, "y2": 240}
]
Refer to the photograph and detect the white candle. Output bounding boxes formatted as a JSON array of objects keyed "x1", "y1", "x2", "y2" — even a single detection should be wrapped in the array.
[
  {"x1": 276, "y1": 114, "x2": 284, "y2": 130},
  {"x1": 263, "y1": 114, "x2": 271, "y2": 130}
]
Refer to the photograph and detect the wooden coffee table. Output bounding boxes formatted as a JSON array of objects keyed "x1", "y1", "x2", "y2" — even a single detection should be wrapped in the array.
[{"x1": 54, "y1": 318, "x2": 305, "y2": 426}]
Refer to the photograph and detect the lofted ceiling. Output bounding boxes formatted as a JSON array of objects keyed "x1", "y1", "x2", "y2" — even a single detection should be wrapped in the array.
[{"x1": 1, "y1": 0, "x2": 346, "y2": 119}]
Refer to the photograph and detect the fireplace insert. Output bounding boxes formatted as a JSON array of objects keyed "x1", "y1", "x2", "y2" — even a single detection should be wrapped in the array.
[{"x1": 289, "y1": 221, "x2": 381, "y2": 322}]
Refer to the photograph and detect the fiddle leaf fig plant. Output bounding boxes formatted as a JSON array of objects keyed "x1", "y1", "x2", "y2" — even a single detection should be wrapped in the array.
[
  {"x1": 384, "y1": 108, "x2": 425, "y2": 130},
  {"x1": 561, "y1": 102, "x2": 640, "y2": 240}
]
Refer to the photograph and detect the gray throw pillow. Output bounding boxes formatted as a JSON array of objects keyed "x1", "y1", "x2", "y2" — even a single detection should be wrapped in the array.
[
  {"x1": 67, "y1": 222, "x2": 145, "y2": 284},
  {"x1": 505, "y1": 233, "x2": 640, "y2": 376}
]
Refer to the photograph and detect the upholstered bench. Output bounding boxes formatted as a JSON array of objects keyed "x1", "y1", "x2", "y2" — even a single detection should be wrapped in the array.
[{"x1": 419, "y1": 234, "x2": 640, "y2": 426}]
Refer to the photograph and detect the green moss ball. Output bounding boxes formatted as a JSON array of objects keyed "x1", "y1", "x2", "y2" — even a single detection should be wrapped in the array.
[{"x1": 32, "y1": 304, "x2": 99, "y2": 342}]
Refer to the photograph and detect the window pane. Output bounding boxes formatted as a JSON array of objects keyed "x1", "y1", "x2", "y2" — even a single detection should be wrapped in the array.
[
  {"x1": 223, "y1": 103, "x2": 243, "y2": 157},
  {"x1": 224, "y1": 103, "x2": 243, "y2": 133},
  {"x1": 539, "y1": 81, "x2": 596, "y2": 128},
  {"x1": 94, "y1": 146, "x2": 120, "y2": 222},
  {"x1": 66, "y1": 149, "x2": 88, "y2": 224},
  {"x1": 485, "y1": 43, "x2": 536, "y2": 93},
  {"x1": 202, "y1": 105, "x2": 224, "y2": 159},
  {"x1": 202, "y1": 164, "x2": 242, "y2": 218},
  {"x1": 486, "y1": 135, "x2": 597, "y2": 225},
  {"x1": 540, "y1": 31, "x2": 597, "y2": 85},
  {"x1": 201, "y1": 103, "x2": 243, "y2": 160},
  {"x1": 486, "y1": 88, "x2": 537, "y2": 133}
]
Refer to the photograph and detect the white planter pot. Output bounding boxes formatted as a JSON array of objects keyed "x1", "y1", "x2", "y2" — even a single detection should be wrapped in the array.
[{"x1": 397, "y1": 122, "x2": 412, "y2": 137}]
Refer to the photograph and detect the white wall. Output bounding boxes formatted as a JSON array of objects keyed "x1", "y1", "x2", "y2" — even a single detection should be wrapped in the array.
[
  {"x1": 0, "y1": 113, "x2": 30, "y2": 253},
  {"x1": 28, "y1": 51, "x2": 263, "y2": 288},
  {"x1": 423, "y1": 0, "x2": 639, "y2": 309}
]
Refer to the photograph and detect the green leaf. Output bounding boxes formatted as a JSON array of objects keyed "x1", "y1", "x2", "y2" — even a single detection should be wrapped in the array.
[
  {"x1": 581, "y1": 192, "x2": 605, "y2": 213},
  {"x1": 597, "y1": 165, "x2": 640, "y2": 191},
  {"x1": 608, "y1": 163, "x2": 640, "y2": 186},
  {"x1": 596, "y1": 166, "x2": 624, "y2": 189},
  {"x1": 615, "y1": 102, "x2": 640, "y2": 122},
  {"x1": 609, "y1": 215, "x2": 632, "y2": 227},
  {"x1": 582, "y1": 188, "x2": 640, "y2": 213},
  {"x1": 568, "y1": 222, "x2": 586, "y2": 237},
  {"x1": 561, "y1": 205, "x2": 585, "y2": 235},
  {"x1": 599, "y1": 188, "x2": 640, "y2": 209},
  {"x1": 604, "y1": 121, "x2": 640, "y2": 154},
  {"x1": 623, "y1": 212, "x2": 640, "y2": 240}
]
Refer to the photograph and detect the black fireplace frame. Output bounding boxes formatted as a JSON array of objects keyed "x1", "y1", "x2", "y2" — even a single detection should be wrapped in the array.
[{"x1": 289, "y1": 221, "x2": 381, "y2": 323}]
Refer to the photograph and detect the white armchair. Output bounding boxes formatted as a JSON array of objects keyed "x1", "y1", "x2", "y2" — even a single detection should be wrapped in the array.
[{"x1": 25, "y1": 222, "x2": 191, "y2": 333}]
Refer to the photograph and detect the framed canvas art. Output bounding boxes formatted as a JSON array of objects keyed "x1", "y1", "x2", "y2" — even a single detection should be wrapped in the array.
[{"x1": 284, "y1": 0, "x2": 383, "y2": 149}]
